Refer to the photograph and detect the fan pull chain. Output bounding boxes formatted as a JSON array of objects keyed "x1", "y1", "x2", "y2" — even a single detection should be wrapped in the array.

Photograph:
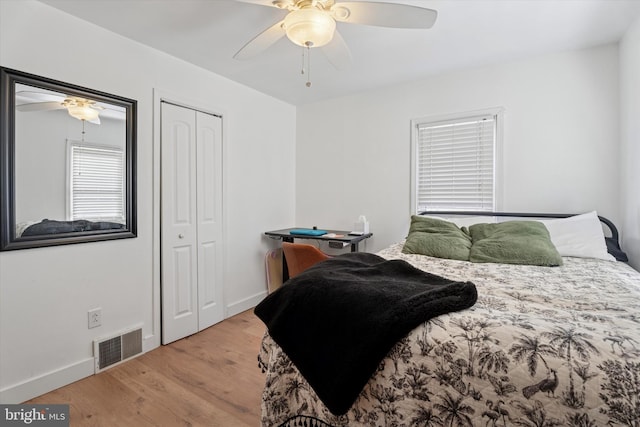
[
  {"x1": 304, "y1": 42, "x2": 312, "y2": 87},
  {"x1": 79, "y1": 120, "x2": 87, "y2": 176}
]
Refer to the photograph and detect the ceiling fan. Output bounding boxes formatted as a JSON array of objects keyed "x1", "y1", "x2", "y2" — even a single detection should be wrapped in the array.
[
  {"x1": 15, "y1": 90, "x2": 117, "y2": 124},
  {"x1": 233, "y1": 0, "x2": 437, "y2": 70}
]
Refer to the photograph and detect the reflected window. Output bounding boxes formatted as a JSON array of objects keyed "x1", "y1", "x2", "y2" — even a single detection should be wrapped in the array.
[{"x1": 68, "y1": 141, "x2": 125, "y2": 222}]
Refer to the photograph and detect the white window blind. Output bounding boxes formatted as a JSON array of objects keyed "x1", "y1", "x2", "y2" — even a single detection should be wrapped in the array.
[
  {"x1": 414, "y1": 113, "x2": 496, "y2": 213},
  {"x1": 69, "y1": 142, "x2": 125, "y2": 222}
]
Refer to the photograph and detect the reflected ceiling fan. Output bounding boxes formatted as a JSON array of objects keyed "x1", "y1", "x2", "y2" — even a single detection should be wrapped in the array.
[
  {"x1": 233, "y1": 0, "x2": 437, "y2": 74},
  {"x1": 16, "y1": 91, "x2": 104, "y2": 124}
]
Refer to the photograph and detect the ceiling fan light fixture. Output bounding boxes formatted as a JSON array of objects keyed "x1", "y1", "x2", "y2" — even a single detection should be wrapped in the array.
[
  {"x1": 283, "y1": 8, "x2": 336, "y2": 47},
  {"x1": 67, "y1": 104, "x2": 100, "y2": 121}
]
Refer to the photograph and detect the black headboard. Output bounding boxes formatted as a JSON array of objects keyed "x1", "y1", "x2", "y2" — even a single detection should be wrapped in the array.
[{"x1": 419, "y1": 211, "x2": 628, "y2": 262}]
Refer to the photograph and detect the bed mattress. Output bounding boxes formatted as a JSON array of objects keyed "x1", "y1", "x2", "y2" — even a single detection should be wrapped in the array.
[{"x1": 258, "y1": 242, "x2": 640, "y2": 426}]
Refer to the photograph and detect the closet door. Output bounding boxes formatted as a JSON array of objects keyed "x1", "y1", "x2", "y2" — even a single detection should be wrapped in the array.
[
  {"x1": 162, "y1": 103, "x2": 198, "y2": 344},
  {"x1": 195, "y1": 111, "x2": 224, "y2": 331},
  {"x1": 161, "y1": 103, "x2": 223, "y2": 344}
]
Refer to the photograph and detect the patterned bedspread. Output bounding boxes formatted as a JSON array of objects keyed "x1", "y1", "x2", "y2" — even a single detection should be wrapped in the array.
[{"x1": 258, "y1": 243, "x2": 640, "y2": 427}]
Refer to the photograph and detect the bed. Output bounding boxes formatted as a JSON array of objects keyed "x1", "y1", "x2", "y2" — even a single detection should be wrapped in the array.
[
  {"x1": 255, "y1": 212, "x2": 640, "y2": 427},
  {"x1": 16, "y1": 218, "x2": 126, "y2": 237}
]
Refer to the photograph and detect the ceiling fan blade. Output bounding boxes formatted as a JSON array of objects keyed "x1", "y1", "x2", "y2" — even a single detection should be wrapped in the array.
[
  {"x1": 333, "y1": 2, "x2": 437, "y2": 29},
  {"x1": 233, "y1": 20, "x2": 286, "y2": 60},
  {"x1": 234, "y1": 0, "x2": 275, "y2": 6},
  {"x1": 16, "y1": 101, "x2": 64, "y2": 112},
  {"x1": 320, "y1": 29, "x2": 352, "y2": 70},
  {"x1": 234, "y1": 0, "x2": 293, "y2": 9},
  {"x1": 15, "y1": 90, "x2": 65, "y2": 104},
  {"x1": 88, "y1": 116, "x2": 101, "y2": 125}
]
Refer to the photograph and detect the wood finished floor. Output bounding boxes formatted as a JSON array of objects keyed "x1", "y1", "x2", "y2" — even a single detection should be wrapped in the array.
[{"x1": 27, "y1": 310, "x2": 266, "y2": 426}]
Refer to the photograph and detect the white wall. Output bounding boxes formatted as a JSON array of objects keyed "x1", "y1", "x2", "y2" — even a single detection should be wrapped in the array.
[
  {"x1": 620, "y1": 15, "x2": 640, "y2": 270},
  {"x1": 296, "y1": 44, "x2": 621, "y2": 253},
  {"x1": 0, "y1": 0, "x2": 296, "y2": 402}
]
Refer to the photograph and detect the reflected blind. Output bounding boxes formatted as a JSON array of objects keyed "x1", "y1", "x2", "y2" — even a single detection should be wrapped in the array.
[
  {"x1": 70, "y1": 143, "x2": 125, "y2": 221},
  {"x1": 416, "y1": 114, "x2": 495, "y2": 212}
]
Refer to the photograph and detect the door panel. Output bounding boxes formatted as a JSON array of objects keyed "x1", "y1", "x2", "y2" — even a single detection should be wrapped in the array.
[
  {"x1": 198, "y1": 241, "x2": 221, "y2": 329},
  {"x1": 161, "y1": 103, "x2": 198, "y2": 344},
  {"x1": 196, "y1": 111, "x2": 224, "y2": 330},
  {"x1": 172, "y1": 122, "x2": 194, "y2": 225},
  {"x1": 171, "y1": 245, "x2": 196, "y2": 318}
]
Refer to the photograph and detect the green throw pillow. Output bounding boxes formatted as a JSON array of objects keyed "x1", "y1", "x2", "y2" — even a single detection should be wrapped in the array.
[
  {"x1": 402, "y1": 216, "x2": 472, "y2": 261},
  {"x1": 467, "y1": 221, "x2": 563, "y2": 266}
]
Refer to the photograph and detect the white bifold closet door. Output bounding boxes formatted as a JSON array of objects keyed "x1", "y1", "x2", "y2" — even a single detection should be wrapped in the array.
[{"x1": 161, "y1": 102, "x2": 223, "y2": 344}]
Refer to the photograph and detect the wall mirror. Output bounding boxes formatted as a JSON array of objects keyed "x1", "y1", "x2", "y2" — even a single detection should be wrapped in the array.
[{"x1": 0, "y1": 67, "x2": 137, "y2": 250}]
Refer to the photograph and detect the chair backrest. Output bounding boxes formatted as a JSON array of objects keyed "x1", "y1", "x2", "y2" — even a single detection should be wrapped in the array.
[
  {"x1": 265, "y1": 248, "x2": 283, "y2": 293},
  {"x1": 282, "y1": 242, "x2": 330, "y2": 278}
]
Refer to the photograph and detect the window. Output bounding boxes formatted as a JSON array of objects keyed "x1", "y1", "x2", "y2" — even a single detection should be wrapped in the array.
[
  {"x1": 411, "y1": 109, "x2": 502, "y2": 214},
  {"x1": 68, "y1": 141, "x2": 125, "y2": 222}
]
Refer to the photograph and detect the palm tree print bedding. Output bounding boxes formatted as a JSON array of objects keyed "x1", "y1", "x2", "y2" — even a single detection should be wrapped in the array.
[{"x1": 258, "y1": 243, "x2": 640, "y2": 426}]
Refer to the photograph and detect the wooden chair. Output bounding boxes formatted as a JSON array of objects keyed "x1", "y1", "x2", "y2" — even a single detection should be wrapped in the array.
[
  {"x1": 265, "y1": 248, "x2": 283, "y2": 293},
  {"x1": 281, "y1": 242, "x2": 330, "y2": 278}
]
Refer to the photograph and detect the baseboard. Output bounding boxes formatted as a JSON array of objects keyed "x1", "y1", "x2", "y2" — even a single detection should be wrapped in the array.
[
  {"x1": 226, "y1": 290, "x2": 267, "y2": 317},
  {"x1": 0, "y1": 357, "x2": 95, "y2": 404}
]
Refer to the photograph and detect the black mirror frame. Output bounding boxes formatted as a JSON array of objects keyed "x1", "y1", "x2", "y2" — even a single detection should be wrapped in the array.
[{"x1": 0, "y1": 67, "x2": 137, "y2": 251}]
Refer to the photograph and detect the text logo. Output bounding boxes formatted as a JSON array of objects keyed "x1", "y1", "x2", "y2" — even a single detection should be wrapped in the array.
[{"x1": 0, "y1": 405, "x2": 69, "y2": 427}]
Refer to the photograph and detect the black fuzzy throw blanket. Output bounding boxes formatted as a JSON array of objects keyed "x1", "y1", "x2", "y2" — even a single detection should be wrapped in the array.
[{"x1": 254, "y1": 252, "x2": 478, "y2": 416}]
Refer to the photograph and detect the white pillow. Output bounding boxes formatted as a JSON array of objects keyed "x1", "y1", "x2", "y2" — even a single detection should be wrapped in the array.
[
  {"x1": 15, "y1": 221, "x2": 38, "y2": 237},
  {"x1": 539, "y1": 211, "x2": 615, "y2": 261}
]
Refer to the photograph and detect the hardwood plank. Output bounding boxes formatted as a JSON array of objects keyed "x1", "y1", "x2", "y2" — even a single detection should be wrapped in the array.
[{"x1": 27, "y1": 310, "x2": 266, "y2": 426}]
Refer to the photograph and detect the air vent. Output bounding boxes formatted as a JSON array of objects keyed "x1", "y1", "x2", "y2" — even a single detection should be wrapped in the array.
[
  {"x1": 93, "y1": 325, "x2": 143, "y2": 373},
  {"x1": 98, "y1": 336, "x2": 121, "y2": 370}
]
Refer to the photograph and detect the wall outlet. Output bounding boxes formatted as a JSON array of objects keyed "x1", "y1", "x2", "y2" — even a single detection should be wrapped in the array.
[{"x1": 88, "y1": 308, "x2": 102, "y2": 329}]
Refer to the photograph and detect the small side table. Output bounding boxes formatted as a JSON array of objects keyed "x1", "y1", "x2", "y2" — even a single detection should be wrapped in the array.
[
  {"x1": 264, "y1": 228, "x2": 373, "y2": 282},
  {"x1": 265, "y1": 228, "x2": 372, "y2": 252}
]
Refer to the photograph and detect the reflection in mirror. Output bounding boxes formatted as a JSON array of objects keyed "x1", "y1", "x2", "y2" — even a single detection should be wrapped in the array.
[{"x1": 1, "y1": 67, "x2": 137, "y2": 250}]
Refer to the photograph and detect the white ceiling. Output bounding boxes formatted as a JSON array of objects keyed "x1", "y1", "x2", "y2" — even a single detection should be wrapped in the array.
[{"x1": 40, "y1": 0, "x2": 640, "y2": 105}]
